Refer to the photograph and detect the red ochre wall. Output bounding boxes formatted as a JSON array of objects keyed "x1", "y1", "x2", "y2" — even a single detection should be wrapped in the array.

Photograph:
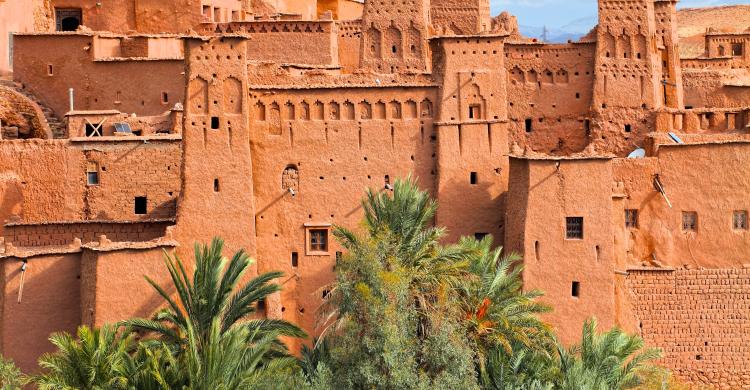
[{"x1": 1, "y1": 253, "x2": 81, "y2": 373}]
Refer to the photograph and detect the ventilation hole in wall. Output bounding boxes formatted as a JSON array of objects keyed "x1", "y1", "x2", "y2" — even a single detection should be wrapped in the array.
[
  {"x1": 214, "y1": 178, "x2": 220, "y2": 192},
  {"x1": 525, "y1": 118, "x2": 533, "y2": 133},
  {"x1": 257, "y1": 299, "x2": 266, "y2": 312},
  {"x1": 168, "y1": 191, "x2": 173, "y2": 196},
  {"x1": 705, "y1": 341, "x2": 709, "y2": 346},
  {"x1": 572, "y1": 281, "x2": 580, "y2": 297},
  {"x1": 470, "y1": 172, "x2": 478, "y2": 185},
  {"x1": 534, "y1": 241, "x2": 540, "y2": 261},
  {"x1": 363, "y1": 156, "x2": 368, "y2": 161},
  {"x1": 595, "y1": 245, "x2": 601, "y2": 262},
  {"x1": 576, "y1": 93, "x2": 580, "y2": 99},
  {"x1": 161, "y1": 92, "x2": 169, "y2": 104},
  {"x1": 625, "y1": 124, "x2": 632, "y2": 133},
  {"x1": 410, "y1": 155, "x2": 415, "y2": 161},
  {"x1": 602, "y1": 104, "x2": 607, "y2": 109},
  {"x1": 47, "y1": 64, "x2": 54, "y2": 76},
  {"x1": 322, "y1": 290, "x2": 331, "y2": 299},
  {"x1": 299, "y1": 308, "x2": 305, "y2": 314},
  {"x1": 291, "y1": 252, "x2": 298, "y2": 267},
  {"x1": 695, "y1": 355, "x2": 702, "y2": 361},
  {"x1": 308, "y1": 214, "x2": 312, "y2": 219},
  {"x1": 281, "y1": 307, "x2": 286, "y2": 312},
  {"x1": 319, "y1": 176, "x2": 324, "y2": 180},
  {"x1": 211, "y1": 117, "x2": 220, "y2": 129},
  {"x1": 367, "y1": 175, "x2": 371, "y2": 179}
]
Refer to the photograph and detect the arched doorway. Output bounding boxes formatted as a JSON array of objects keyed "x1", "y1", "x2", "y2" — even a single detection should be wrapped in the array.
[{"x1": 55, "y1": 9, "x2": 82, "y2": 32}]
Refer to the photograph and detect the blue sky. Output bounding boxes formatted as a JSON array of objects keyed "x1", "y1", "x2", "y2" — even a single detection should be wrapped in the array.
[{"x1": 490, "y1": 0, "x2": 749, "y2": 30}]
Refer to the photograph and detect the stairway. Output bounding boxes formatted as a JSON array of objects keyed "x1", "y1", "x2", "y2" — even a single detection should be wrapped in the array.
[{"x1": 0, "y1": 79, "x2": 67, "y2": 138}]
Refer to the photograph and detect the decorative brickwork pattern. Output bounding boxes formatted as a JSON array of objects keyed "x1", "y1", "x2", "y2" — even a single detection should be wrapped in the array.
[{"x1": 627, "y1": 269, "x2": 750, "y2": 389}]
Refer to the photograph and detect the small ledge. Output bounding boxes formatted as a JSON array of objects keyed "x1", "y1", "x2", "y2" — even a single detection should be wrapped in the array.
[{"x1": 69, "y1": 134, "x2": 182, "y2": 142}]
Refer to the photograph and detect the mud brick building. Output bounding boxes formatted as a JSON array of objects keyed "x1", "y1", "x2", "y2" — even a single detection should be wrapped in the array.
[{"x1": 2, "y1": 0, "x2": 750, "y2": 387}]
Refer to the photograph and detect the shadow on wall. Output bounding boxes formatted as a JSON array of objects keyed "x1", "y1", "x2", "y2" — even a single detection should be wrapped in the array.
[{"x1": 438, "y1": 175, "x2": 507, "y2": 245}]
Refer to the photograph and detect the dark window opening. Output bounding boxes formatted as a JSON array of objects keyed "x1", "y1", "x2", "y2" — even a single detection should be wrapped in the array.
[
  {"x1": 309, "y1": 229, "x2": 328, "y2": 252},
  {"x1": 392, "y1": 45, "x2": 397, "y2": 53},
  {"x1": 257, "y1": 299, "x2": 266, "y2": 313},
  {"x1": 572, "y1": 281, "x2": 580, "y2": 297},
  {"x1": 211, "y1": 116, "x2": 220, "y2": 129},
  {"x1": 624, "y1": 124, "x2": 632, "y2": 133},
  {"x1": 291, "y1": 252, "x2": 299, "y2": 267},
  {"x1": 682, "y1": 211, "x2": 697, "y2": 232},
  {"x1": 733, "y1": 210, "x2": 748, "y2": 230},
  {"x1": 470, "y1": 172, "x2": 478, "y2": 185},
  {"x1": 214, "y1": 178, "x2": 220, "y2": 192},
  {"x1": 575, "y1": 92, "x2": 580, "y2": 99},
  {"x1": 322, "y1": 289, "x2": 331, "y2": 299},
  {"x1": 85, "y1": 123, "x2": 101, "y2": 137},
  {"x1": 468, "y1": 104, "x2": 481, "y2": 119},
  {"x1": 474, "y1": 232, "x2": 489, "y2": 240},
  {"x1": 732, "y1": 43, "x2": 743, "y2": 57},
  {"x1": 525, "y1": 118, "x2": 533, "y2": 133},
  {"x1": 625, "y1": 209, "x2": 639, "y2": 229},
  {"x1": 56, "y1": 8, "x2": 82, "y2": 31},
  {"x1": 134, "y1": 196, "x2": 148, "y2": 215},
  {"x1": 584, "y1": 120, "x2": 591, "y2": 137},
  {"x1": 566, "y1": 217, "x2": 584, "y2": 239},
  {"x1": 161, "y1": 92, "x2": 169, "y2": 104},
  {"x1": 87, "y1": 172, "x2": 98, "y2": 186},
  {"x1": 47, "y1": 64, "x2": 53, "y2": 76}
]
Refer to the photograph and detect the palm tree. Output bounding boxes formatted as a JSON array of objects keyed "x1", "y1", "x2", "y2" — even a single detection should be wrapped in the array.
[
  {"x1": 34, "y1": 325, "x2": 136, "y2": 390},
  {"x1": 125, "y1": 238, "x2": 306, "y2": 387},
  {"x1": 459, "y1": 236, "x2": 553, "y2": 371},
  {"x1": 557, "y1": 318, "x2": 661, "y2": 389},
  {"x1": 332, "y1": 177, "x2": 471, "y2": 332},
  {"x1": 0, "y1": 355, "x2": 24, "y2": 390}
]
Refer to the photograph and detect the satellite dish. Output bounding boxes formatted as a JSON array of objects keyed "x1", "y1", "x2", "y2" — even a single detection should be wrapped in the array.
[
  {"x1": 627, "y1": 148, "x2": 646, "y2": 159},
  {"x1": 668, "y1": 132, "x2": 684, "y2": 144}
]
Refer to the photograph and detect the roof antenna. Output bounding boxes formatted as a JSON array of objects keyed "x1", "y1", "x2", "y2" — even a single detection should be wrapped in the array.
[{"x1": 17, "y1": 260, "x2": 27, "y2": 304}]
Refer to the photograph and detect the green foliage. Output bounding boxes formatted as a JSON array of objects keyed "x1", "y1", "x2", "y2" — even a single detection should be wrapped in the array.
[
  {"x1": 0, "y1": 356, "x2": 23, "y2": 390},
  {"x1": 34, "y1": 325, "x2": 136, "y2": 389},
  {"x1": 557, "y1": 318, "x2": 661, "y2": 390}
]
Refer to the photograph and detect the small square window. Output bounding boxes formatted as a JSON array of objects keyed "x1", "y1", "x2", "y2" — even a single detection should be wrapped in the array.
[
  {"x1": 733, "y1": 211, "x2": 748, "y2": 230},
  {"x1": 308, "y1": 228, "x2": 328, "y2": 253},
  {"x1": 470, "y1": 172, "x2": 478, "y2": 185},
  {"x1": 625, "y1": 209, "x2": 639, "y2": 229},
  {"x1": 291, "y1": 252, "x2": 299, "y2": 267},
  {"x1": 624, "y1": 124, "x2": 632, "y2": 133},
  {"x1": 161, "y1": 92, "x2": 169, "y2": 104},
  {"x1": 211, "y1": 117, "x2": 220, "y2": 129},
  {"x1": 566, "y1": 217, "x2": 584, "y2": 239},
  {"x1": 468, "y1": 104, "x2": 481, "y2": 120},
  {"x1": 682, "y1": 211, "x2": 697, "y2": 232},
  {"x1": 572, "y1": 281, "x2": 580, "y2": 297},
  {"x1": 134, "y1": 196, "x2": 148, "y2": 215},
  {"x1": 87, "y1": 171, "x2": 99, "y2": 186}
]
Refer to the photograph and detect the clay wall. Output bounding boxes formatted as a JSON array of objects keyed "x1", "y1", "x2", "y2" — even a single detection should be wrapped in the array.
[
  {"x1": 504, "y1": 43, "x2": 596, "y2": 154},
  {"x1": 175, "y1": 36, "x2": 258, "y2": 265},
  {"x1": 682, "y1": 68, "x2": 750, "y2": 109},
  {"x1": 431, "y1": 36, "x2": 510, "y2": 244},
  {"x1": 80, "y1": 244, "x2": 174, "y2": 328},
  {"x1": 626, "y1": 269, "x2": 750, "y2": 388},
  {"x1": 200, "y1": 21, "x2": 338, "y2": 66},
  {"x1": 655, "y1": 108, "x2": 749, "y2": 133},
  {"x1": 317, "y1": 0, "x2": 364, "y2": 20},
  {"x1": 0, "y1": 139, "x2": 180, "y2": 232},
  {"x1": 705, "y1": 33, "x2": 750, "y2": 62},
  {"x1": 337, "y1": 20, "x2": 362, "y2": 72},
  {"x1": 430, "y1": 0, "x2": 491, "y2": 35},
  {"x1": 248, "y1": 86, "x2": 437, "y2": 334},
  {"x1": 272, "y1": 0, "x2": 317, "y2": 19},
  {"x1": 13, "y1": 34, "x2": 185, "y2": 119},
  {"x1": 505, "y1": 157, "x2": 616, "y2": 345},
  {"x1": 1, "y1": 253, "x2": 81, "y2": 373},
  {"x1": 359, "y1": 0, "x2": 430, "y2": 72},
  {"x1": 4, "y1": 221, "x2": 172, "y2": 247},
  {"x1": 613, "y1": 142, "x2": 750, "y2": 269},
  {"x1": 0, "y1": 0, "x2": 49, "y2": 75}
]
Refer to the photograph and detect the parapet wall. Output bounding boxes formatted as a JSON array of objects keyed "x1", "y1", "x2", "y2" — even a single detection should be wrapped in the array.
[
  {"x1": 626, "y1": 268, "x2": 750, "y2": 388},
  {"x1": 200, "y1": 21, "x2": 338, "y2": 66},
  {"x1": 3, "y1": 220, "x2": 172, "y2": 247}
]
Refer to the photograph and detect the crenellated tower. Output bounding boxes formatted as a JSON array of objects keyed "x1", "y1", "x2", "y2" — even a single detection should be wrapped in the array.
[
  {"x1": 175, "y1": 36, "x2": 258, "y2": 260},
  {"x1": 359, "y1": 0, "x2": 431, "y2": 73},
  {"x1": 591, "y1": 0, "x2": 683, "y2": 153}
]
